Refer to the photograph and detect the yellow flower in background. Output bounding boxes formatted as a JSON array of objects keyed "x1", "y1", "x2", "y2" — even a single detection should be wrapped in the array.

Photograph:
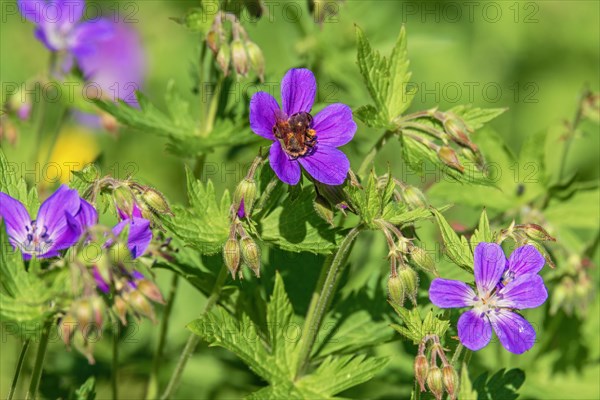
[{"x1": 39, "y1": 126, "x2": 100, "y2": 186}]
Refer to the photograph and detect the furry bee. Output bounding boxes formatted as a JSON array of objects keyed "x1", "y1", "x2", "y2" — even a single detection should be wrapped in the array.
[{"x1": 273, "y1": 112, "x2": 317, "y2": 158}]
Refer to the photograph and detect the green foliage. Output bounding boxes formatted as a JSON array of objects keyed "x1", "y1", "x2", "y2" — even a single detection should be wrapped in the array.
[
  {"x1": 164, "y1": 168, "x2": 231, "y2": 254},
  {"x1": 389, "y1": 304, "x2": 450, "y2": 345},
  {"x1": 73, "y1": 377, "x2": 96, "y2": 400},
  {"x1": 355, "y1": 26, "x2": 413, "y2": 128},
  {"x1": 188, "y1": 273, "x2": 388, "y2": 398},
  {"x1": 430, "y1": 208, "x2": 474, "y2": 272},
  {"x1": 472, "y1": 368, "x2": 526, "y2": 400}
]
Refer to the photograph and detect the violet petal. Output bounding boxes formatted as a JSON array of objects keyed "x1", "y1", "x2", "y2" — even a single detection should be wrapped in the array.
[
  {"x1": 473, "y1": 242, "x2": 506, "y2": 297},
  {"x1": 429, "y1": 278, "x2": 478, "y2": 308},
  {"x1": 298, "y1": 145, "x2": 349, "y2": 185},
  {"x1": 249, "y1": 91, "x2": 279, "y2": 140},
  {"x1": 281, "y1": 68, "x2": 316, "y2": 116},
  {"x1": 312, "y1": 103, "x2": 356, "y2": 147},
  {"x1": 496, "y1": 273, "x2": 548, "y2": 309},
  {"x1": 507, "y1": 245, "x2": 545, "y2": 277},
  {"x1": 36, "y1": 185, "x2": 80, "y2": 242},
  {"x1": 69, "y1": 18, "x2": 115, "y2": 57},
  {"x1": 17, "y1": 0, "x2": 45, "y2": 23},
  {"x1": 269, "y1": 141, "x2": 301, "y2": 185},
  {"x1": 0, "y1": 192, "x2": 31, "y2": 246},
  {"x1": 457, "y1": 309, "x2": 493, "y2": 351},
  {"x1": 112, "y1": 217, "x2": 152, "y2": 259},
  {"x1": 489, "y1": 309, "x2": 537, "y2": 354}
]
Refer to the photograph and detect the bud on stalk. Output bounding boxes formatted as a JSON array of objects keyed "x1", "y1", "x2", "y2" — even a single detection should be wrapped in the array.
[
  {"x1": 234, "y1": 178, "x2": 257, "y2": 217},
  {"x1": 399, "y1": 267, "x2": 419, "y2": 305},
  {"x1": 231, "y1": 39, "x2": 249, "y2": 77},
  {"x1": 442, "y1": 365, "x2": 459, "y2": 399},
  {"x1": 140, "y1": 187, "x2": 173, "y2": 216},
  {"x1": 401, "y1": 185, "x2": 427, "y2": 209},
  {"x1": 113, "y1": 185, "x2": 136, "y2": 219},
  {"x1": 387, "y1": 274, "x2": 405, "y2": 306},
  {"x1": 313, "y1": 194, "x2": 335, "y2": 226},
  {"x1": 137, "y1": 279, "x2": 165, "y2": 304},
  {"x1": 224, "y1": 237, "x2": 241, "y2": 278},
  {"x1": 59, "y1": 314, "x2": 78, "y2": 347},
  {"x1": 438, "y1": 146, "x2": 465, "y2": 172},
  {"x1": 410, "y1": 246, "x2": 438, "y2": 275},
  {"x1": 426, "y1": 365, "x2": 444, "y2": 400},
  {"x1": 113, "y1": 296, "x2": 128, "y2": 325},
  {"x1": 518, "y1": 223, "x2": 556, "y2": 242},
  {"x1": 216, "y1": 42, "x2": 231, "y2": 76},
  {"x1": 414, "y1": 354, "x2": 429, "y2": 392},
  {"x1": 129, "y1": 290, "x2": 156, "y2": 322},
  {"x1": 240, "y1": 237, "x2": 261, "y2": 277},
  {"x1": 245, "y1": 40, "x2": 265, "y2": 82}
]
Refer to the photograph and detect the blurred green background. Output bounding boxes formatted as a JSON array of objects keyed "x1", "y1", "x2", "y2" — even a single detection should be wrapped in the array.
[{"x1": 1, "y1": 0, "x2": 598, "y2": 399}]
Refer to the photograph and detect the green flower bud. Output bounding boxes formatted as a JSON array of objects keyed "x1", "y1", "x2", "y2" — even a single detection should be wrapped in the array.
[
  {"x1": 387, "y1": 274, "x2": 405, "y2": 306},
  {"x1": 443, "y1": 117, "x2": 471, "y2": 147},
  {"x1": 442, "y1": 365, "x2": 459, "y2": 399},
  {"x1": 140, "y1": 187, "x2": 173, "y2": 216},
  {"x1": 414, "y1": 354, "x2": 429, "y2": 392},
  {"x1": 519, "y1": 223, "x2": 556, "y2": 242},
  {"x1": 90, "y1": 296, "x2": 105, "y2": 329},
  {"x1": 240, "y1": 237, "x2": 261, "y2": 277},
  {"x1": 113, "y1": 185, "x2": 136, "y2": 219},
  {"x1": 401, "y1": 185, "x2": 427, "y2": 209},
  {"x1": 313, "y1": 194, "x2": 335, "y2": 226},
  {"x1": 426, "y1": 365, "x2": 444, "y2": 400},
  {"x1": 206, "y1": 30, "x2": 219, "y2": 54},
  {"x1": 113, "y1": 296, "x2": 128, "y2": 325},
  {"x1": 231, "y1": 39, "x2": 249, "y2": 77},
  {"x1": 438, "y1": 146, "x2": 464, "y2": 173},
  {"x1": 223, "y1": 238, "x2": 241, "y2": 278},
  {"x1": 75, "y1": 299, "x2": 93, "y2": 335},
  {"x1": 137, "y1": 279, "x2": 165, "y2": 304},
  {"x1": 129, "y1": 290, "x2": 156, "y2": 322},
  {"x1": 399, "y1": 267, "x2": 419, "y2": 305},
  {"x1": 234, "y1": 178, "x2": 257, "y2": 217},
  {"x1": 59, "y1": 314, "x2": 78, "y2": 347},
  {"x1": 410, "y1": 246, "x2": 438, "y2": 275},
  {"x1": 245, "y1": 41, "x2": 265, "y2": 82},
  {"x1": 216, "y1": 41, "x2": 231, "y2": 76}
]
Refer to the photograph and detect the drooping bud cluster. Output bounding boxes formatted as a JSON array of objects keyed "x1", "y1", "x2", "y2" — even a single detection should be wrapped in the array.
[
  {"x1": 415, "y1": 335, "x2": 460, "y2": 400},
  {"x1": 498, "y1": 220, "x2": 556, "y2": 268},
  {"x1": 234, "y1": 178, "x2": 257, "y2": 218},
  {"x1": 550, "y1": 254, "x2": 595, "y2": 317},
  {"x1": 223, "y1": 222, "x2": 261, "y2": 279},
  {"x1": 59, "y1": 295, "x2": 105, "y2": 364},
  {"x1": 206, "y1": 12, "x2": 265, "y2": 81}
]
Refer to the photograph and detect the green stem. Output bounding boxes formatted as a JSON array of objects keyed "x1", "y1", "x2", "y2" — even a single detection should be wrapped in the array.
[
  {"x1": 295, "y1": 226, "x2": 362, "y2": 378},
  {"x1": 357, "y1": 131, "x2": 394, "y2": 177},
  {"x1": 145, "y1": 274, "x2": 180, "y2": 400},
  {"x1": 203, "y1": 77, "x2": 223, "y2": 135},
  {"x1": 7, "y1": 338, "x2": 31, "y2": 400},
  {"x1": 451, "y1": 343, "x2": 464, "y2": 366},
  {"x1": 160, "y1": 266, "x2": 229, "y2": 400},
  {"x1": 112, "y1": 330, "x2": 119, "y2": 400},
  {"x1": 25, "y1": 320, "x2": 52, "y2": 400}
]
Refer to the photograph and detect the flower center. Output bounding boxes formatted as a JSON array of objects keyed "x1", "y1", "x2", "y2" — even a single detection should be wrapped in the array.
[
  {"x1": 272, "y1": 112, "x2": 317, "y2": 159},
  {"x1": 474, "y1": 292, "x2": 502, "y2": 317},
  {"x1": 22, "y1": 220, "x2": 53, "y2": 255}
]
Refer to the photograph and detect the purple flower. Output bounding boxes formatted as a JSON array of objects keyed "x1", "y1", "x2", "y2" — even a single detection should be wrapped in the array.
[
  {"x1": 18, "y1": 0, "x2": 113, "y2": 59},
  {"x1": 249, "y1": 68, "x2": 356, "y2": 185},
  {"x1": 429, "y1": 243, "x2": 548, "y2": 354},
  {"x1": 0, "y1": 185, "x2": 86, "y2": 258}
]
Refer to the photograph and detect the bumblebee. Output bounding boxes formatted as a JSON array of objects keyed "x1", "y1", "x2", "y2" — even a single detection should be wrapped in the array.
[{"x1": 273, "y1": 112, "x2": 317, "y2": 158}]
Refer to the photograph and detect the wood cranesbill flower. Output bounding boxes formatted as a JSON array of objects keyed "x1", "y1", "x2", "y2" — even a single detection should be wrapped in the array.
[
  {"x1": 249, "y1": 68, "x2": 357, "y2": 185},
  {"x1": 0, "y1": 185, "x2": 88, "y2": 258},
  {"x1": 18, "y1": 0, "x2": 113, "y2": 60},
  {"x1": 429, "y1": 242, "x2": 548, "y2": 354}
]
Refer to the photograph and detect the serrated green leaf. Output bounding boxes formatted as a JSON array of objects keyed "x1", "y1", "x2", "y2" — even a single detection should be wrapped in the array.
[
  {"x1": 363, "y1": 171, "x2": 381, "y2": 224},
  {"x1": 73, "y1": 377, "x2": 96, "y2": 400},
  {"x1": 470, "y1": 209, "x2": 493, "y2": 249},
  {"x1": 0, "y1": 149, "x2": 28, "y2": 205},
  {"x1": 449, "y1": 105, "x2": 507, "y2": 131},
  {"x1": 164, "y1": 169, "x2": 230, "y2": 254},
  {"x1": 260, "y1": 185, "x2": 344, "y2": 254},
  {"x1": 389, "y1": 304, "x2": 450, "y2": 344},
  {"x1": 355, "y1": 26, "x2": 413, "y2": 127},
  {"x1": 430, "y1": 208, "x2": 473, "y2": 271}
]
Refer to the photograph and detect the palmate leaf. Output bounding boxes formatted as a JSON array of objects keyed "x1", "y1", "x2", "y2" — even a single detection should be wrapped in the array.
[
  {"x1": 163, "y1": 168, "x2": 230, "y2": 254},
  {"x1": 355, "y1": 26, "x2": 413, "y2": 128},
  {"x1": 259, "y1": 185, "x2": 345, "y2": 254},
  {"x1": 389, "y1": 303, "x2": 450, "y2": 345},
  {"x1": 188, "y1": 274, "x2": 388, "y2": 399},
  {"x1": 430, "y1": 208, "x2": 474, "y2": 272}
]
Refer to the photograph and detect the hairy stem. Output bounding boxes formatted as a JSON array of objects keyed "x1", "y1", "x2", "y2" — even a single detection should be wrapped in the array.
[
  {"x1": 25, "y1": 320, "x2": 52, "y2": 400},
  {"x1": 295, "y1": 226, "x2": 362, "y2": 378},
  {"x1": 7, "y1": 338, "x2": 31, "y2": 400},
  {"x1": 160, "y1": 265, "x2": 229, "y2": 400},
  {"x1": 145, "y1": 273, "x2": 180, "y2": 399}
]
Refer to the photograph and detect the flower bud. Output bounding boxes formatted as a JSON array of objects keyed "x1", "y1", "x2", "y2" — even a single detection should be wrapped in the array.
[
  {"x1": 414, "y1": 354, "x2": 429, "y2": 392},
  {"x1": 231, "y1": 39, "x2": 249, "y2": 77},
  {"x1": 140, "y1": 187, "x2": 173, "y2": 216},
  {"x1": 113, "y1": 295, "x2": 128, "y2": 325},
  {"x1": 223, "y1": 237, "x2": 241, "y2": 278},
  {"x1": 59, "y1": 314, "x2": 78, "y2": 347},
  {"x1": 216, "y1": 42, "x2": 231, "y2": 76},
  {"x1": 387, "y1": 274, "x2": 405, "y2": 306},
  {"x1": 442, "y1": 365, "x2": 459, "y2": 399},
  {"x1": 234, "y1": 178, "x2": 257, "y2": 217},
  {"x1": 129, "y1": 290, "x2": 156, "y2": 322},
  {"x1": 206, "y1": 30, "x2": 219, "y2": 54},
  {"x1": 410, "y1": 246, "x2": 438, "y2": 275},
  {"x1": 0, "y1": 118, "x2": 18, "y2": 146},
  {"x1": 90, "y1": 296, "x2": 105, "y2": 329},
  {"x1": 426, "y1": 365, "x2": 444, "y2": 400},
  {"x1": 443, "y1": 118, "x2": 471, "y2": 147},
  {"x1": 75, "y1": 299, "x2": 93, "y2": 336},
  {"x1": 399, "y1": 267, "x2": 419, "y2": 305},
  {"x1": 401, "y1": 185, "x2": 427, "y2": 209},
  {"x1": 113, "y1": 186, "x2": 136, "y2": 219},
  {"x1": 240, "y1": 237, "x2": 261, "y2": 277},
  {"x1": 519, "y1": 224, "x2": 556, "y2": 242},
  {"x1": 438, "y1": 146, "x2": 464, "y2": 173},
  {"x1": 137, "y1": 279, "x2": 165, "y2": 304},
  {"x1": 313, "y1": 194, "x2": 335, "y2": 226},
  {"x1": 101, "y1": 113, "x2": 119, "y2": 134},
  {"x1": 245, "y1": 41, "x2": 265, "y2": 82}
]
